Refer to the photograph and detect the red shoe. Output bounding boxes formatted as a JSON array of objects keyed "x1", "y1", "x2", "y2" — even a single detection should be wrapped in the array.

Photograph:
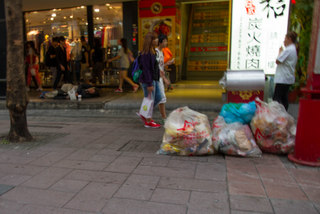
[
  {"x1": 136, "y1": 112, "x2": 147, "y2": 123},
  {"x1": 144, "y1": 120, "x2": 161, "y2": 128},
  {"x1": 115, "y1": 88, "x2": 123, "y2": 93}
]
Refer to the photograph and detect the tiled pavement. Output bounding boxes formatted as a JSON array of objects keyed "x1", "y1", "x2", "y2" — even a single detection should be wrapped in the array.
[{"x1": 0, "y1": 111, "x2": 319, "y2": 214}]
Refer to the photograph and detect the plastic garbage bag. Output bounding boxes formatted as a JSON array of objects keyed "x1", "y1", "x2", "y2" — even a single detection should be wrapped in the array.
[
  {"x1": 250, "y1": 98, "x2": 296, "y2": 154},
  {"x1": 157, "y1": 106, "x2": 214, "y2": 156},
  {"x1": 212, "y1": 116, "x2": 262, "y2": 157},
  {"x1": 219, "y1": 101, "x2": 256, "y2": 124}
]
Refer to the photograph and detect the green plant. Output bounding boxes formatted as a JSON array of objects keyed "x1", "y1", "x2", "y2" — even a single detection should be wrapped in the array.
[{"x1": 289, "y1": 1, "x2": 314, "y2": 91}]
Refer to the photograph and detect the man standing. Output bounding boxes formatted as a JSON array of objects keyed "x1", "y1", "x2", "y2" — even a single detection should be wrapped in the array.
[
  {"x1": 80, "y1": 36, "x2": 90, "y2": 81},
  {"x1": 46, "y1": 37, "x2": 59, "y2": 87}
]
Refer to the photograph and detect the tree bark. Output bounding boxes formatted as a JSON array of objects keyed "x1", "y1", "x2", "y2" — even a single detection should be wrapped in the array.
[{"x1": 5, "y1": 0, "x2": 32, "y2": 142}]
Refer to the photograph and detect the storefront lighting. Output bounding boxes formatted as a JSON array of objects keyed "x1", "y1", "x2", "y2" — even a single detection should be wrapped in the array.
[
  {"x1": 26, "y1": 19, "x2": 29, "y2": 23},
  {"x1": 61, "y1": 25, "x2": 67, "y2": 28},
  {"x1": 70, "y1": 15, "x2": 73, "y2": 19},
  {"x1": 81, "y1": 6, "x2": 85, "y2": 9},
  {"x1": 27, "y1": 30, "x2": 39, "y2": 36},
  {"x1": 106, "y1": 3, "x2": 110, "y2": 6},
  {"x1": 43, "y1": 21, "x2": 46, "y2": 24},
  {"x1": 52, "y1": 9, "x2": 56, "y2": 11},
  {"x1": 86, "y1": 23, "x2": 88, "y2": 25},
  {"x1": 50, "y1": 17, "x2": 54, "y2": 21},
  {"x1": 94, "y1": 9, "x2": 100, "y2": 12},
  {"x1": 109, "y1": 6, "x2": 113, "y2": 9},
  {"x1": 51, "y1": 13, "x2": 56, "y2": 17},
  {"x1": 64, "y1": 16, "x2": 67, "y2": 19},
  {"x1": 96, "y1": 17, "x2": 100, "y2": 20}
]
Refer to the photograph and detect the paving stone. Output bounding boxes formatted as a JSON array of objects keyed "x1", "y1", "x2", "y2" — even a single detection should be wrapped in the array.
[
  {"x1": 288, "y1": 168, "x2": 320, "y2": 186},
  {"x1": 18, "y1": 204, "x2": 97, "y2": 214},
  {"x1": 167, "y1": 159, "x2": 198, "y2": 169},
  {"x1": 0, "y1": 198, "x2": 24, "y2": 214},
  {"x1": 227, "y1": 170, "x2": 261, "y2": 184},
  {"x1": 134, "y1": 165, "x2": 195, "y2": 179},
  {"x1": 1, "y1": 186, "x2": 74, "y2": 207},
  {"x1": 228, "y1": 181, "x2": 266, "y2": 197},
  {"x1": 65, "y1": 169, "x2": 128, "y2": 184},
  {"x1": 158, "y1": 177, "x2": 227, "y2": 193},
  {"x1": 67, "y1": 149, "x2": 100, "y2": 161},
  {"x1": 188, "y1": 191, "x2": 229, "y2": 214},
  {"x1": 263, "y1": 181, "x2": 308, "y2": 201},
  {"x1": 0, "y1": 184, "x2": 14, "y2": 196},
  {"x1": 104, "y1": 156, "x2": 142, "y2": 173},
  {"x1": 21, "y1": 167, "x2": 72, "y2": 189},
  {"x1": 256, "y1": 165, "x2": 296, "y2": 184},
  {"x1": 0, "y1": 163, "x2": 45, "y2": 176},
  {"x1": 301, "y1": 185, "x2": 320, "y2": 203},
  {"x1": 102, "y1": 198, "x2": 187, "y2": 214},
  {"x1": 115, "y1": 174, "x2": 159, "y2": 200},
  {"x1": 195, "y1": 162, "x2": 227, "y2": 181},
  {"x1": 29, "y1": 151, "x2": 72, "y2": 166},
  {"x1": 271, "y1": 198, "x2": 318, "y2": 214},
  {"x1": 140, "y1": 156, "x2": 171, "y2": 167},
  {"x1": 230, "y1": 195, "x2": 273, "y2": 213},
  {"x1": 65, "y1": 182, "x2": 120, "y2": 212},
  {"x1": 54, "y1": 159, "x2": 110, "y2": 170},
  {"x1": 0, "y1": 174, "x2": 32, "y2": 186},
  {"x1": 50, "y1": 179, "x2": 89, "y2": 193},
  {"x1": 231, "y1": 210, "x2": 270, "y2": 214},
  {"x1": 151, "y1": 188, "x2": 190, "y2": 205}
]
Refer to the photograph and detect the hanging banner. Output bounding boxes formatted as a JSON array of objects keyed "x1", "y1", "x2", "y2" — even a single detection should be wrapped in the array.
[{"x1": 230, "y1": 0, "x2": 290, "y2": 74}]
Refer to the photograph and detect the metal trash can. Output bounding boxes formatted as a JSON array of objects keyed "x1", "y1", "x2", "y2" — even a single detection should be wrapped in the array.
[{"x1": 220, "y1": 70, "x2": 265, "y2": 103}]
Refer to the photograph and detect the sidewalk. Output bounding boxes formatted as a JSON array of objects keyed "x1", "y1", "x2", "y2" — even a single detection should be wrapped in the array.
[
  {"x1": 0, "y1": 81, "x2": 300, "y2": 120},
  {"x1": 0, "y1": 111, "x2": 318, "y2": 214}
]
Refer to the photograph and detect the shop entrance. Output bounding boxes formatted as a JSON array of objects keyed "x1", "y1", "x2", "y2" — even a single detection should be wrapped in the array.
[{"x1": 183, "y1": 1, "x2": 229, "y2": 80}]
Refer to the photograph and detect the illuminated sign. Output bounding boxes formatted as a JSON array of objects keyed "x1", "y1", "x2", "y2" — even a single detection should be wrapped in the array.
[{"x1": 230, "y1": 0, "x2": 290, "y2": 74}]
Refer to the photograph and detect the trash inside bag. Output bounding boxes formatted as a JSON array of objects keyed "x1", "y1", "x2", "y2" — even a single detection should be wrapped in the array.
[
  {"x1": 212, "y1": 116, "x2": 262, "y2": 157},
  {"x1": 157, "y1": 106, "x2": 214, "y2": 156},
  {"x1": 250, "y1": 98, "x2": 296, "y2": 154},
  {"x1": 219, "y1": 101, "x2": 256, "y2": 124}
]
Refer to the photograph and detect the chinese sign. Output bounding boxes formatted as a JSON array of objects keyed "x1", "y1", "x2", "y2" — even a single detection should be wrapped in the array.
[{"x1": 230, "y1": 0, "x2": 290, "y2": 74}]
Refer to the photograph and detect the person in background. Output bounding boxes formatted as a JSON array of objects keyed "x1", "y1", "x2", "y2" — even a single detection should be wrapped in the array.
[
  {"x1": 25, "y1": 41, "x2": 42, "y2": 91},
  {"x1": 53, "y1": 36, "x2": 71, "y2": 89},
  {"x1": 136, "y1": 32, "x2": 162, "y2": 128},
  {"x1": 162, "y1": 46, "x2": 174, "y2": 91},
  {"x1": 155, "y1": 34, "x2": 174, "y2": 124},
  {"x1": 91, "y1": 38, "x2": 104, "y2": 84},
  {"x1": 273, "y1": 31, "x2": 298, "y2": 111},
  {"x1": 80, "y1": 36, "x2": 90, "y2": 81},
  {"x1": 108, "y1": 38, "x2": 139, "y2": 93},
  {"x1": 46, "y1": 37, "x2": 59, "y2": 87},
  {"x1": 70, "y1": 38, "x2": 82, "y2": 84}
]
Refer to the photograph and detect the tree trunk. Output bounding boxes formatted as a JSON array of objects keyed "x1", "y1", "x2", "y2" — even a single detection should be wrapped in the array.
[{"x1": 5, "y1": 0, "x2": 32, "y2": 142}]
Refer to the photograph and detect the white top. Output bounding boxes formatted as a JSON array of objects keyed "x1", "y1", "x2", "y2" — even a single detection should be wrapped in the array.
[
  {"x1": 274, "y1": 44, "x2": 297, "y2": 84},
  {"x1": 155, "y1": 48, "x2": 164, "y2": 72},
  {"x1": 118, "y1": 48, "x2": 131, "y2": 69}
]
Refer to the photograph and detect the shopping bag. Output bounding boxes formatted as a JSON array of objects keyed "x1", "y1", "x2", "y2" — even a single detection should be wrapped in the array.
[
  {"x1": 139, "y1": 95, "x2": 154, "y2": 118},
  {"x1": 30, "y1": 68, "x2": 36, "y2": 76}
]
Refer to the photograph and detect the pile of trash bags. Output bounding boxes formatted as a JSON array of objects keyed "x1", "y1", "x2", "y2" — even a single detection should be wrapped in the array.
[{"x1": 157, "y1": 99, "x2": 296, "y2": 157}]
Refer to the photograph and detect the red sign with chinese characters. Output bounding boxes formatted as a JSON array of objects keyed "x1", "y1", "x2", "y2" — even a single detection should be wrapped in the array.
[
  {"x1": 139, "y1": 0, "x2": 176, "y2": 18},
  {"x1": 227, "y1": 90, "x2": 264, "y2": 103},
  {"x1": 190, "y1": 46, "x2": 228, "y2": 52}
]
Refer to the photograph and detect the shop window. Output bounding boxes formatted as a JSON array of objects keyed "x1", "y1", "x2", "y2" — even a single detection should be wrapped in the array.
[
  {"x1": 93, "y1": 3, "x2": 123, "y2": 48},
  {"x1": 25, "y1": 6, "x2": 88, "y2": 53}
]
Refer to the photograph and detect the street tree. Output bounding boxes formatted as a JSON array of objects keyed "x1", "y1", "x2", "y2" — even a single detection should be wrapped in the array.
[{"x1": 5, "y1": 0, "x2": 33, "y2": 142}]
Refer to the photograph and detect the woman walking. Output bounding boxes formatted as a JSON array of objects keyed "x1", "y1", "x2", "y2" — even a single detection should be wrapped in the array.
[
  {"x1": 273, "y1": 31, "x2": 298, "y2": 110},
  {"x1": 25, "y1": 41, "x2": 42, "y2": 91},
  {"x1": 108, "y1": 38, "x2": 139, "y2": 92},
  {"x1": 136, "y1": 32, "x2": 163, "y2": 128}
]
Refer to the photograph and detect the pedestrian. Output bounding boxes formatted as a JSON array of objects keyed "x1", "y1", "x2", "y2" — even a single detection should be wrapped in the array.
[
  {"x1": 91, "y1": 38, "x2": 104, "y2": 84},
  {"x1": 53, "y1": 36, "x2": 71, "y2": 90},
  {"x1": 46, "y1": 37, "x2": 59, "y2": 88},
  {"x1": 25, "y1": 41, "x2": 42, "y2": 91},
  {"x1": 273, "y1": 31, "x2": 298, "y2": 110},
  {"x1": 80, "y1": 36, "x2": 90, "y2": 81},
  {"x1": 136, "y1": 32, "x2": 162, "y2": 128},
  {"x1": 108, "y1": 38, "x2": 139, "y2": 93},
  {"x1": 155, "y1": 34, "x2": 174, "y2": 124}
]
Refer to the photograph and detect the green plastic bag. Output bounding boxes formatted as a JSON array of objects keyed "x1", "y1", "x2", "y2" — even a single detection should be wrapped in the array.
[{"x1": 133, "y1": 68, "x2": 142, "y2": 83}]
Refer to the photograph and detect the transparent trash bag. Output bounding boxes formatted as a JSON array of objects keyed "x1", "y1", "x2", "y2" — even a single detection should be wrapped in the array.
[
  {"x1": 250, "y1": 98, "x2": 296, "y2": 154},
  {"x1": 157, "y1": 106, "x2": 214, "y2": 156},
  {"x1": 212, "y1": 116, "x2": 262, "y2": 157}
]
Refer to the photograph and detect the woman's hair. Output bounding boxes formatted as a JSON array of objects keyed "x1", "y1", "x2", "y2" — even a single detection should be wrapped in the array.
[
  {"x1": 120, "y1": 38, "x2": 128, "y2": 54},
  {"x1": 158, "y1": 34, "x2": 168, "y2": 45},
  {"x1": 26, "y1": 41, "x2": 38, "y2": 55},
  {"x1": 142, "y1": 32, "x2": 156, "y2": 55},
  {"x1": 286, "y1": 31, "x2": 299, "y2": 56}
]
